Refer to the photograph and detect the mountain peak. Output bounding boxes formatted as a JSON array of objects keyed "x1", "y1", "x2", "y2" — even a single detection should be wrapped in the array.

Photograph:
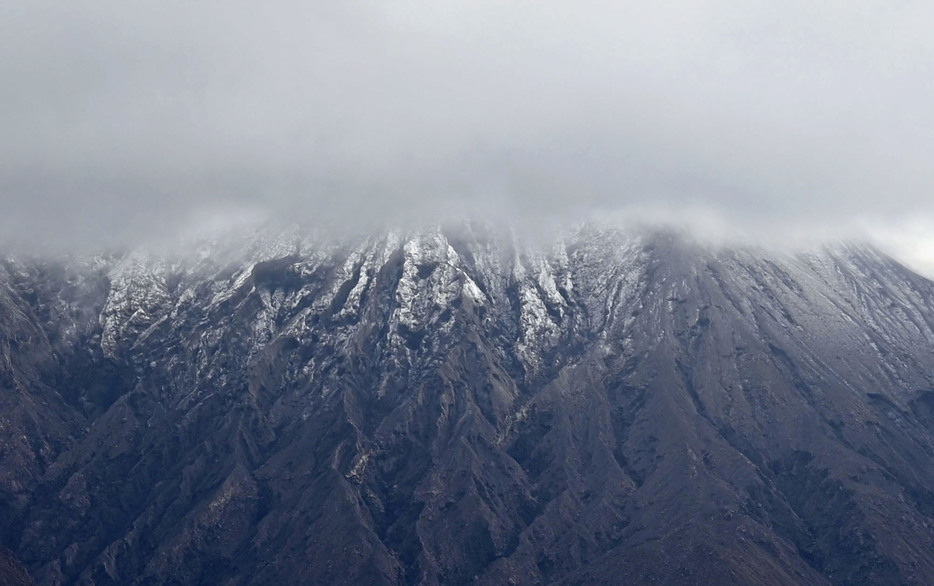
[{"x1": 2, "y1": 222, "x2": 934, "y2": 584}]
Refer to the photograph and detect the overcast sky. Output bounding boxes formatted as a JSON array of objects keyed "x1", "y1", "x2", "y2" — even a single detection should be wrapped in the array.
[{"x1": 2, "y1": 1, "x2": 934, "y2": 272}]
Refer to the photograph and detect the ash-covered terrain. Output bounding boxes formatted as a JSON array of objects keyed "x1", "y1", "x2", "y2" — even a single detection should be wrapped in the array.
[{"x1": 2, "y1": 222, "x2": 934, "y2": 585}]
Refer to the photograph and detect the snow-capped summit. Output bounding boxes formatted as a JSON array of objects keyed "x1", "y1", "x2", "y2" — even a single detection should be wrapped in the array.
[{"x1": 2, "y1": 222, "x2": 934, "y2": 584}]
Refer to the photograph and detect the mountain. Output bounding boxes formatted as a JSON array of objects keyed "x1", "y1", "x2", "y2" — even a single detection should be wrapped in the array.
[{"x1": 2, "y1": 222, "x2": 934, "y2": 585}]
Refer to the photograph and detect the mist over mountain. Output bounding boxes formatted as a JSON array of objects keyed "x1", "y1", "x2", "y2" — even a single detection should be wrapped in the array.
[
  {"x1": 3, "y1": 2, "x2": 934, "y2": 270},
  {"x1": 2, "y1": 221, "x2": 934, "y2": 584},
  {"x1": 4, "y1": 2, "x2": 934, "y2": 584}
]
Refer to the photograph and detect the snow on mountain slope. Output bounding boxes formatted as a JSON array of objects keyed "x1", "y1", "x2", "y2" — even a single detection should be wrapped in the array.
[{"x1": 2, "y1": 222, "x2": 934, "y2": 585}]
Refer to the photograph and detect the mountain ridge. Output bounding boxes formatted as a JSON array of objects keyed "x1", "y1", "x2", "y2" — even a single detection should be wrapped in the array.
[{"x1": 2, "y1": 222, "x2": 934, "y2": 584}]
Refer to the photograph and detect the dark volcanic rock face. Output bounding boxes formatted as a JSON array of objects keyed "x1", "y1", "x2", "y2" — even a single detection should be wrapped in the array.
[{"x1": 2, "y1": 224, "x2": 934, "y2": 585}]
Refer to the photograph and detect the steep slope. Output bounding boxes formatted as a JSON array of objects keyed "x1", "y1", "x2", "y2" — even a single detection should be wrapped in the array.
[{"x1": 2, "y1": 224, "x2": 934, "y2": 585}]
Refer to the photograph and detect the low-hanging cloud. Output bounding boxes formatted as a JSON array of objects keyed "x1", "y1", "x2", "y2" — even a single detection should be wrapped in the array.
[{"x1": 2, "y1": 1, "x2": 934, "y2": 271}]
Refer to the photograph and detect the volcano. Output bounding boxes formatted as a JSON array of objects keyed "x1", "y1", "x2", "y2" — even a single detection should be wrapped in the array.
[{"x1": 2, "y1": 223, "x2": 934, "y2": 585}]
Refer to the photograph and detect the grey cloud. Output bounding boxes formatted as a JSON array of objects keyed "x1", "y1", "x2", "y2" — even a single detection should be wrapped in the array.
[{"x1": 2, "y1": 1, "x2": 934, "y2": 269}]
